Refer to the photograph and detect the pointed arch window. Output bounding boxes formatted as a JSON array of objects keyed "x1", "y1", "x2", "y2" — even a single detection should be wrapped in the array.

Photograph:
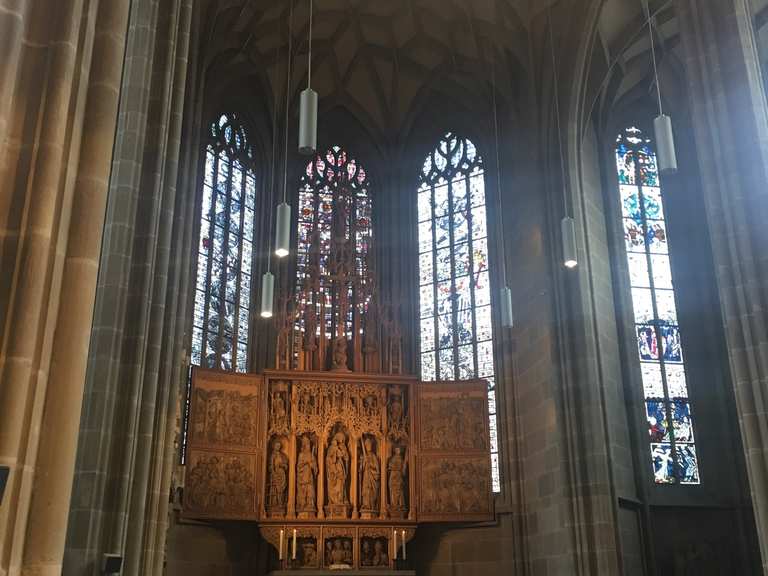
[
  {"x1": 615, "y1": 126, "x2": 699, "y2": 484},
  {"x1": 417, "y1": 133, "x2": 500, "y2": 492},
  {"x1": 190, "y1": 113, "x2": 257, "y2": 372},
  {"x1": 295, "y1": 146, "x2": 373, "y2": 340}
]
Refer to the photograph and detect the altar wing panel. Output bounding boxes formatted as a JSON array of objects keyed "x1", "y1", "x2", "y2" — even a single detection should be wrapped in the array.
[
  {"x1": 182, "y1": 367, "x2": 264, "y2": 520},
  {"x1": 415, "y1": 380, "x2": 494, "y2": 522}
]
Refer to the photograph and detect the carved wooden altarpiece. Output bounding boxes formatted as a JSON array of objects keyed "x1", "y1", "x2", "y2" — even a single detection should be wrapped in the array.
[
  {"x1": 183, "y1": 165, "x2": 492, "y2": 570},
  {"x1": 183, "y1": 368, "x2": 493, "y2": 570}
]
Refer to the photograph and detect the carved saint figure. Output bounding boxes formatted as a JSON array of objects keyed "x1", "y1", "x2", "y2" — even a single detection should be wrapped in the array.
[
  {"x1": 326, "y1": 433, "x2": 349, "y2": 506},
  {"x1": 301, "y1": 540, "x2": 317, "y2": 567},
  {"x1": 360, "y1": 437, "x2": 380, "y2": 513},
  {"x1": 389, "y1": 393, "x2": 403, "y2": 428},
  {"x1": 297, "y1": 435, "x2": 318, "y2": 513},
  {"x1": 270, "y1": 391, "x2": 287, "y2": 431},
  {"x1": 332, "y1": 336, "x2": 348, "y2": 371},
  {"x1": 329, "y1": 539, "x2": 348, "y2": 565},
  {"x1": 388, "y1": 446, "x2": 407, "y2": 512},
  {"x1": 361, "y1": 541, "x2": 372, "y2": 566},
  {"x1": 372, "y1": 539, "x2": 388, "y2": 567},
  {"x1": 267, "y1": 439, "x2": 289, "y2": 510}
]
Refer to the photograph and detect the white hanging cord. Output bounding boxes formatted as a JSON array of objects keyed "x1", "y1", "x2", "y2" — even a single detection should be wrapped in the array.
[
  {"x1": 642, "y1": 0, "x2": 664, "y2": 116},
  {"x1": 267, "y1": 43, "x2": 282, "y2": 274},
  {"x1": 547, "y1": 6, "x2": 569, "y2": 219},
  {"x1": 490, "y1": 42, "x2": 508, "y2": 283},
  {"x1": 283, "y1": 0, "x2": 294, "y2": 205},
  {"x1": 307, "y1": 0, "x2": 313, "y2": 89}
]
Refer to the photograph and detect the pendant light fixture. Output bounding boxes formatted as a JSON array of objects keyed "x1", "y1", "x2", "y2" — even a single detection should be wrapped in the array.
[
  {"x1": 490, "y1": 38, "x2": 514, "y2": 328},
  {"x1": 548, "y1": 7, "x2": 578, "y2": 269},
  {"x1": 262, "y1": 36, "x2": 284, "y2": 318},
  {"x1": 561, "y1": 216, "x2": 578, "y2": 269},
  {"x1": 261, "y1": 270, "x2": 275, "y2": 318},
  {"x1": 644, "y1": 0, "x2": 677, "y2": 174},
  {"x1": 275, "y1": 1, "x2": 294, "y2": 258},
  {"x1": 298, "y1": 0, "x2": 317, "y2": 154}
]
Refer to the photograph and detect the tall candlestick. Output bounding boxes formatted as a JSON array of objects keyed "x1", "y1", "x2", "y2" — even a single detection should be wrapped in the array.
[
  {"x1": 279, "y1": 529, "x2": 284, "y2": 560},
  {"x1": 402, "y1": 529, "x2": 406, "y2": 560},
  {"x1": 393, "y1": 528, "x2": 398, "y2": 560},
  {"x1": 292, "y1": 528, "x2": 297, "y2": 560}
]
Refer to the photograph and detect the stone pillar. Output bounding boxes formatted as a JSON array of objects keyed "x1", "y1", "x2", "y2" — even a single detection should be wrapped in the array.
[
  {"x1": 674, "y1": 0, "x2": 768, "y2": 571},
  {"x1": 0, "y1": 0, "x2": 130, "y2": 575}
]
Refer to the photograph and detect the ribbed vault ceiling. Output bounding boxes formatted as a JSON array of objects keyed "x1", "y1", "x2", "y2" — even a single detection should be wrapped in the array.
[
  {"x1": 200, "y1": 0, "x2": 768, "y2": 137},
  {"x1": 202, "y1": 0, "x2": 538, "y2": 134}
]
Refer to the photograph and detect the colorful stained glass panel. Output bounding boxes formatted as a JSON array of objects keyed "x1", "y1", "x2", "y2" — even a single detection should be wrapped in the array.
[
  {"x1": 651, "y1": 443, "x2": 675, "y2": 484},
  {"x1": 191, "y1": 114, "x2": 254, "y2": 373},
  {"x1": 637, "y1": 325, "x2": 659, "y2": 361},
  {"x1": 616, "y1": 126, "x2": 698, "y2": 485},
  {"x1": 646, "y1": 400, "x2": 669, "y2": 442}
]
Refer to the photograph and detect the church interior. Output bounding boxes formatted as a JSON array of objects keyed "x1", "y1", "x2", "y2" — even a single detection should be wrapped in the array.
[{"x1": 3, "y1": 0, "x2": 768, "y2": 574}]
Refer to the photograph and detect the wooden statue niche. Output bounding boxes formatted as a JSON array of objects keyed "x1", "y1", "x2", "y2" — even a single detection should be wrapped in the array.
[
  {"x1": 296, "y1": 433, "x2": 318, "y2": 518},
  {"x1": 289, "y1": 527, "x2": 321, "y2": 570},
  {"x1": 358, "y1": 434, "x2": 381, "y2": 519},
  {"x1": 387, "y1": 385, "x2": 409, "y2": 518},
  {"x1": 266, "y1": 381, "x2": 291, "y2": 518},
  {"x1": 359, "y1": 528, "x2": 391, "y2": 568},
  {"x1": 324, "y1": 424, "x2": 352, "y2": 519},
  {"x1": 266, "y1": 435, "x2": 289, "y2": 517},
  {"x1": 387, "y1": 444, "x2": 408, "y2": 518}
]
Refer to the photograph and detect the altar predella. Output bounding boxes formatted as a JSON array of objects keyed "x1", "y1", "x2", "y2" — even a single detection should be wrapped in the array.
[{"x1": 182, "y1": 173, "x2": 493, "y2": 571}]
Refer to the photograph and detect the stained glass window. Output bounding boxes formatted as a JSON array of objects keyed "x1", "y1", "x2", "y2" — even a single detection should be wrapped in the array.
[
  {"x1": 417, "y1": 133, "x2": 501, "y2": 492},
  {"x1": 615, "y1": 126, "x2": 699, "y2": 485},
  {"x1": 296, "y1": 146, "x2": 372, "y2": 338},
  {"x1": 190, "y1": 113, "x2": 256, "y2": 372}
]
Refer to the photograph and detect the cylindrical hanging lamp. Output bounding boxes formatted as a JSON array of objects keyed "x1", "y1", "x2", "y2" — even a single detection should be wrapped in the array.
[
  {"x1": 275, "y1": 202, "x2": 291, "y2": 258},
  {"x1": 298, "y1": 88, "x2": 318, "y2": 154},
  {"x1": 261, "y1": 271, "x2": 275, "y2": 318},
  {"x1": 561, "y1": 216, "x2": 578, "y2": 269},
  {"x1": 654, "y1": 114, "x2": 677, "y2": 174},
  {"x1": 500, "y1": 286, "x2": 514, "y2": 328},
  {"x1": 644, "y1": 0, "x2": 678, "y2": 175},
  {"x1": 298, "y1": 0, "x2": 317, "y2": 154}
]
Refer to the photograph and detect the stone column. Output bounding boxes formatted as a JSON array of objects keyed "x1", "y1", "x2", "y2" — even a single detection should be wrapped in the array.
[
  {"x1": 674, "y1": 0, "x2": 768, "y2": 571},
  {"x1": 21, "y1": 0, "x2": 130, "y2": 571},
  {"x1": 0, "y1": 0, "x2": 129, "y2": 575}
]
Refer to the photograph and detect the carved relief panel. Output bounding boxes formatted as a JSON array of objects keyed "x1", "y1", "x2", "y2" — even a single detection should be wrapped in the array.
[
  {"x1": 416, "y1": 380, "x2": 493, "y2": 522},
  {"x1": 259, "y1": 371, "x2": 417, "y2": 523},
  {"x1": 183, "y1": 368, "x2": 263, "y2": 519}
]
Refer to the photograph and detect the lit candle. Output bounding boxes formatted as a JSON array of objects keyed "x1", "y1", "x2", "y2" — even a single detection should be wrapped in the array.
[
  {"x1": 292, "y1": 528, "x2": 297, "y2": 560},
  {"x1": 402, "y1": 529, "x2": 406, "y2": 560},
  {"x1": 279, "y1": 529, "x2": 284, "y2": 560},
  {"x1": 393, "y1": 529, "x2": 398, "y2": 560}
]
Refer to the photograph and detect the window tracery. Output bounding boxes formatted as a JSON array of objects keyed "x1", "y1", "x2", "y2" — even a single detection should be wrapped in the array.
[
  {"x1": 416, "y1": 133, "x2": 500, "y2": 492},
  {"x1": 190, "y1": 113, "x2": 256, "y2": 372}
]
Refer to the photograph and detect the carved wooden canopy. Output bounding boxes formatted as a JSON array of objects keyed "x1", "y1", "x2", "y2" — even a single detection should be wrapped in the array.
[{"x1": 183, "y1": 368, "x2": 493, "y2": 571}]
